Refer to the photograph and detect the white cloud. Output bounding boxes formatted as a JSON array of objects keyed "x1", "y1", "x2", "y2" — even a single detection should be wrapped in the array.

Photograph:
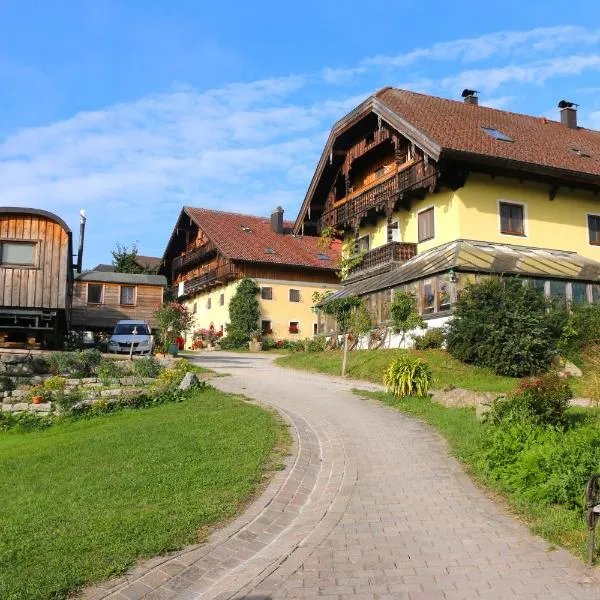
[{"x1": 442, "y1": 54, "x2": 600, "y2": 92}]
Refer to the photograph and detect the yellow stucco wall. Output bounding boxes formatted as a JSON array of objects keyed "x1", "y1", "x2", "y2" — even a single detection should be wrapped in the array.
[
  {"x1": 182, "y1": 278, "x2": 339, "y2": 347},
  {"x1": 342, "y1": 188, "x2": 460, "y2": 256},
  {"x1": 343, "y1": 175, "x2": 600, "y2": 261},
  {"x1": 456, "y1": 173, "x2": 600, "y2": 260}
]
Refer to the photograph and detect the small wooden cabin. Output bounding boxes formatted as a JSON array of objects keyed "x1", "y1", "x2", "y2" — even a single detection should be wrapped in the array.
[
  {"x1": 0, "y1": 207, "x2": 73, "y2": 348},
  {"x1": 72, "y1": 271, "x2": 167, "y2": 332}
]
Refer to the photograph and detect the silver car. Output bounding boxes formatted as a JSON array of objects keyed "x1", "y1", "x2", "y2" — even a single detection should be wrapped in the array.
[{"x1": 107, "y1": 320, "x2": 154, "y2": 355}]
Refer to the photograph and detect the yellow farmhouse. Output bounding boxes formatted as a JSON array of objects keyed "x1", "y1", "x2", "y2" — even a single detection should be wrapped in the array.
[
  {"x1": 293, "y1": 88, "x2": 600, "y2": 329},
  {"x1": 161, "y1": 207, "x2": 341, "y2": 346}
]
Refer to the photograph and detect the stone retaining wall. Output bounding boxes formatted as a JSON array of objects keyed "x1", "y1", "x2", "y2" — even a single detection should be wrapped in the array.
[{"x1": 2, "y1": 376, "x2": 157, "y2": 415}]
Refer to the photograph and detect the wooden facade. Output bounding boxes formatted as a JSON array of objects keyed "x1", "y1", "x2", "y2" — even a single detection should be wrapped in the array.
[
  {"x1": 0, "y1": 208, "x2": 73, "y2": 347},
  {"x1": 72, "y1": 272, "x2": 166, "y2": 330}
]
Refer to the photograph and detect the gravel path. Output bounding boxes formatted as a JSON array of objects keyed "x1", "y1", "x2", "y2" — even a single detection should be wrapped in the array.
[{"x1": 84, "y1": 352, "x2": 599, "y2": 600}]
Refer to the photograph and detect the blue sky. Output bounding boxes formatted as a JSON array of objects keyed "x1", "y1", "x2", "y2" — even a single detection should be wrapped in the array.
[{"x1": 1, "y1": 1, "x2": 600, "y2": 267}]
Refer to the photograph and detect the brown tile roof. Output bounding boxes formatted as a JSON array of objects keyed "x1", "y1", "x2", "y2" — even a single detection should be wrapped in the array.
[
  {"x1": 376, "y1": 88, "x2": 600, "y2": 179},
  {"x1": 135, "y1": 255, "x2": 162, "y2": 271},
  {"x1": 184, "y1": 207, "x2": 341, "y2": 270}
]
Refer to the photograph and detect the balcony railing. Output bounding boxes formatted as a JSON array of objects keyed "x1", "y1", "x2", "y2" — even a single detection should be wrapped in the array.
[
  {"x1": 347, "y1": 241, "x2": 417, "y2": 278},
  {"x1": 318, "y1": 159, "x2": 438, "y2": 231},
  {"x1": 172, "y1": 242, "x2": 217, "y2": 274},
  {"x1": 172, "y1": 263, "x2": 238, "y2": 299}
]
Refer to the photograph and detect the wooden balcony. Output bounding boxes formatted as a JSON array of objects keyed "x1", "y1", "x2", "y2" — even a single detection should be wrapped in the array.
[
  {"x1": 172, "y1": 242, "x2": 217, "y2": 275},
  {"x1": 347, "y1": 241, "x2": 417, "y2": 280},
  {"x1": 319, "y1": 159, "x2": 438, "y2": 231},
  {"x1": 172, "y1": 263, "x2": 238, "y2": 299}
]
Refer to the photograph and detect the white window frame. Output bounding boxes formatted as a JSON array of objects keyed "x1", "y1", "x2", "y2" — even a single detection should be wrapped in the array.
[
  {"x1": 87, "y1": 283, "x2": 104, "y2": 305},
  {"x1": 586, "y1": 212, "x2": 600, "y2": 246},
  {"x1": 387, "y1": 218, "x2": 400, "y2": 243},
  {"x1": 289, "y1": 320, "x2": 300, "y2": 335},
  {"x1": 497, "y1": 199, "x2": 528, "y2": 238},
  {"x1": 119, "y1": 285, "x2": 136, "y2": 306},
  {"x1": 417, "y1": 205, "x2": 435, "y2": 243}
]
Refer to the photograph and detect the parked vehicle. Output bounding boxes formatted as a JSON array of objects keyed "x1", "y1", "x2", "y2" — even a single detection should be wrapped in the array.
[{"x1": 107, "y1": 320, "x2": 154, "y2": 355}]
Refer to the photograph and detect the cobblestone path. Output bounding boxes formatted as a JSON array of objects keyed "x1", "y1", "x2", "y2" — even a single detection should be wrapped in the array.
[{"x1": 83, "y1": 352, "x2": 599, "y2": 600}]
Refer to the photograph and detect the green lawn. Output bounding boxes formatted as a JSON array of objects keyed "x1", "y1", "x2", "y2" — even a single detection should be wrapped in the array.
[
  {"x1": 277, "y1": 349, "x2": 517, "y2": 393},
  {"x1": 355, "y1": 389, "x2": 597, "y2": 560},
  {"x1": 0, "y1": 388, "x2": 288, "y2": 600}
]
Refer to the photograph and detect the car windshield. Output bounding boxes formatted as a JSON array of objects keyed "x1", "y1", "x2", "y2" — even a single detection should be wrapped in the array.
[{"x1": 113, "y1": 324, "x2": 150, "y2": 335}]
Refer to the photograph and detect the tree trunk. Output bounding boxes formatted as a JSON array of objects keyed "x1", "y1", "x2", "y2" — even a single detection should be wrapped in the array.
[{"x1": 341, "y1": 333, "x2": 349, "y2": 377}]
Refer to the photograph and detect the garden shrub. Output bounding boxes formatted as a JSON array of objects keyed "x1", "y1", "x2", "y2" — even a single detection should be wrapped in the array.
[
  {"x1": 96, "y1": 358, "x2": 129, "y2": 385},
  {"x1": 487, "y1": 373, "x2": 572, "y2": 427},
  {"x1": 305, "y1": 336, "x2": 326, "y2": 353},
  {"x1": 0, "y1": 411, "x2": 55, "y2": 432},
  {"x1": 0, "y1": 375, "x2": 15, "y2": 392},
  {"x1": 413, "y1": 328, "x2": 445, "y2": 350},
  {"x1": 558, "y1": 302, "x2": 600, "y2": 359},
  {"x1": 219, "y1": 334, "x2": 247, "y2": 349},
  {"x1": 52, "y1": 386, "x2": 84, "y2": 413},
  {"x1": 446, "y1": 277, "x2": 564, "y2": 377},
  {"x1": 132, "y1": 357, "x2": 163, "y2": 378},
  {"x1": 47, "y1": 349, "x2": 102, "y2": 377},
  {"x1": 384, "y1": 354, "x2": 433, "y2": 398}
]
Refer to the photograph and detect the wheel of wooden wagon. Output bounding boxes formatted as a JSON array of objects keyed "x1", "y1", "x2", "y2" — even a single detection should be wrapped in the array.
[{"x1": 368, "y1": 326, "x2": 387, "y2": 350}]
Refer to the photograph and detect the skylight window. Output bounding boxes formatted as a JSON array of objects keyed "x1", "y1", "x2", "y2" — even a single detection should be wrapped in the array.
[
  {"x1": 265, "y1": 247, "x2": 276, "y2": 254},
  {"x1": 481, "y1": 126, "x2": 513, "y2": 142},
  {"x1": 240, "y1": 226, "x2": 252, "y2": 233},
  {"x1": 570, "y1": 147, "x2": 591, "y2": 158},
  {"x1": 317, "y1": 253, "x2": 330, "y2": 260}
]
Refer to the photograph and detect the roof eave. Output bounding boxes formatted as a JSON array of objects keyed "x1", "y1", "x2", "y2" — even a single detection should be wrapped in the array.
[{"x1": 441, "y1": 149, "x2": 600, "y2": 188}]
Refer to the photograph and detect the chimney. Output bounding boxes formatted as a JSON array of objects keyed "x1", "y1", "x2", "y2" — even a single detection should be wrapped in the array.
[
  {"x1": 271, "y1": 206, "x2": 284, "y2": 235},
  {"x1": 461, "y1": 89, "x2": 479, "y2": 106},
  {"x1": 76, "y1": 209, "x2": 86, "y2": 273},
  {"x1": 558, "y1": 100, "x2": 578, "y2": 129}
]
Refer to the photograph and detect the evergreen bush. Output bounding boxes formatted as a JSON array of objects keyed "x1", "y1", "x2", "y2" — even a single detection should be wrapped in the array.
[
  {"x1": 446, "y1": 277, "x2": 564, "y2": 377},
  {"x1": 413, "y1": 328, "x2": 445, "y2": 350},
  {"x1": 224, "y1": 278, "x2": 261, "y2": 347}
]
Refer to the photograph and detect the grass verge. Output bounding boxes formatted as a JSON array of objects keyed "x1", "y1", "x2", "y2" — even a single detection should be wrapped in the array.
[
  {"x1": 277, "y1": 349, "x2": 517, "y2": 394},
  {"x1": 0, "y1": 387, "x2": 289, "y2": 600},
  {"x1": 354, "y1": 389, "x2": 595, "y2": 561}
]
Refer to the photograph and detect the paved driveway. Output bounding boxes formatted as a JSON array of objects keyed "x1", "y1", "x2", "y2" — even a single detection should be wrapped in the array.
[{"x1": 87, "y1": 352, "x2": 599, "y2": 600}]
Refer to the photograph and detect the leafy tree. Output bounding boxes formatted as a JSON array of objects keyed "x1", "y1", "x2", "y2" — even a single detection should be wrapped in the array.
[
  {"x1": 224, "y1": 278, "x2": 261, "y2": 347},
  {"x1": 320, "y1": 296, "x2": 361, "y2": 333},
  {"x1": 348, "y1": 300, "x2": 374, "y2": 338},
  {"x1": 446, "y1": 277, "x2": 564, "y2": 377},
  {"x1": 111, "y1": 243, "x2": 143, "y2": 274},
  {"x1": 390, "y1": 291, "x2": 426, "y2": 348},
  {"x1": 154, "y1": 303, "x2": 194, "y2": 349}
]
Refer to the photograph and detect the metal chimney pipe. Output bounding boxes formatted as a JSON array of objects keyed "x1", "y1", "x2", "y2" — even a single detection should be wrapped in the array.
[{"x1": 77, "y1": 209, "x2": 86, "y2": 272}]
